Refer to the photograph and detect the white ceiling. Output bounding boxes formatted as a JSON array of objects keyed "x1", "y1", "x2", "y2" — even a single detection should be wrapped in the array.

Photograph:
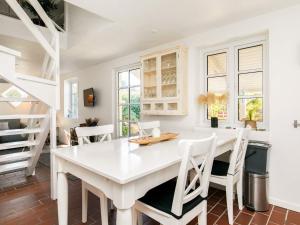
[
  {"x1": 61, "y1": 0, "x2": 300, "y2": 74},
  {"x1": 1, "y1": 0, "x2": 300, "y2": 75}
]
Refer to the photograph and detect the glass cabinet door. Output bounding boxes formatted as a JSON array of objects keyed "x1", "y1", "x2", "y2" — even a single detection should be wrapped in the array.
[
  {"x1": 143, "y1": 57, "x2": 157, "y2": 98},
  {"x1": 161, "y1": 52, "x2": 177, "y2": 98}
]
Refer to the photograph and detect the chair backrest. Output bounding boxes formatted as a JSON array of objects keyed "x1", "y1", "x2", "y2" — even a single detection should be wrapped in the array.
[
  {"x1": 227, "y1": 128, "x2": 250, "y2": 176},
  {"x1": 137, "y1": 121, "x2": 160, "y2": 137},
  {"x1": 171, "y1": 134, "x2": 217, "y2": 216},
  {"x1": 75, "y1": 124, "x2": 114, "y2": 145}
]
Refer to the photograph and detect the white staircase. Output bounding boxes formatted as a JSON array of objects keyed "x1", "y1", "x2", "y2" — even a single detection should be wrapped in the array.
[{"x1": 0, "y1": 0, "x2": 60, "y2": 181}]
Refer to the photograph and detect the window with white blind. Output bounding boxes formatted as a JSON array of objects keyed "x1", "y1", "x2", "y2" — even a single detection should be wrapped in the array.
[
  {"x1": 203, "y1": 38, "x2": 267, "y2": 128},
  {"x1": 237, "y1": 45, "x2": 264, "y2": 122}
]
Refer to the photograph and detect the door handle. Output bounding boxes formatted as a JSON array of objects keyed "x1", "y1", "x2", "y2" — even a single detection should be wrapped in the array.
[{"x1": 293, "y1": 120, "x2": 300, "y2": 128}]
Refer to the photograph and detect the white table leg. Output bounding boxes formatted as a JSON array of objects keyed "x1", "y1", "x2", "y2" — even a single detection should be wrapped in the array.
[
  {"x1": 116, "y1": 208, "x2": 133, "y2": 225},
  {"x1": 57, "y1": 172, "x2": 68, "y2": 225}
]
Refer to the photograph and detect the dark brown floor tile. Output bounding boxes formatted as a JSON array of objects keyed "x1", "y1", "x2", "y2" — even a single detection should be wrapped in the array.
[
  {"x1": 269, "y1": 210, "x2": 286, "y2": 225},
  {"x1": 208, "y1": 212, "x2": 219, "y2": 225},
  {"x1": 235, "y1": 212, "x2": 253, "y2": 225},
  {"x1": 273, "y1": 206, "x2": 287, "y2": 214},
  {"x1": 216, "y1": 212, "x2": 231, "y2": 225},
  {"x1": 210, "y1": 204, "x2": 227, "y2": 216},
  {"x1": 286, "y1": 210, "x2": 300, "y2": 225},
  {"x1": 251, "y1": 213, "x2": 269, "y2": 225}
]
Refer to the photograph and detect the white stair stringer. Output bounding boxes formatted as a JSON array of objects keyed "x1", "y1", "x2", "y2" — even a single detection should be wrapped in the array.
[
  {"x1": 0, "y1": 72, "x2": 57, "y2": 109},
  {"x1": 0, "y1": 46, "x2": 57, "y2": 109},
  {"x1": 26, "y1": 112, "x2": 50, "y2": 176}
]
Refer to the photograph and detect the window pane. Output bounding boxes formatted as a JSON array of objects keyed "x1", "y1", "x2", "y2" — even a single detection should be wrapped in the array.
[
  {"x1": 130, "y1": 104, "x2": 140, "y2": 121},
  {"x1": 207, "y1": 76, "x2": 227, "y2": 94},
  {"x1": 119, "y1": 71, "x2": 129, "y2": 88},
  {"x1": 118, "y1": 89, "x2": 129, "y2": 104},
  {"x1": 208, "y1": 103, "x2": 227, "y2": 120},
  {"x1": 119, "y1": 122, "x2": 129, "y2": 137},
  {"x1": 130, "y1": 69, "x2": 140, "y2": 86},
  {"x1": 130, "y1": 87, "x2": 140, "y2": 104},
  {"x1": 239, "y1": 72, "x2": 263, "y2": 96},
  {"x1": 238, "y1": 98, "x2": 263, "y2": 121},
  {"x1": 239, "y1": 45, "x2": 263, "y2": 71},
  {"x1": 119, "y1": 105, "x2": 129, "y2": 121},
  {"x1": 130, "y1": 123, "x2": 139, "y2": 136},
  {"x1": 207, "y1": 53, "x2": 227, "y2": 75}
]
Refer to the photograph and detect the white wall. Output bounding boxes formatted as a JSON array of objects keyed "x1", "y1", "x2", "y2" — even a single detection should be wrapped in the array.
[{"x1": 59, "y1": 4, "x2": 300, "y2": 211}]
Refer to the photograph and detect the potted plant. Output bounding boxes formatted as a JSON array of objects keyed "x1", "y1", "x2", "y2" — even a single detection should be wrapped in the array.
[
  {"x1": 198, "y1": 92, "x2": 228, "y2": 128},
  {"x1": 244, "y1": 99, "x2": 261, "y2": 129}
]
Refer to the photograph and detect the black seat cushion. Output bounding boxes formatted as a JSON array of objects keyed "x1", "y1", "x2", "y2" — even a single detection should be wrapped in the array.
[
  {"x1": 139, "y1": 178, "x2": 206, "y2": 219},
  {"x1": 211, "y1": 160, "x2": 230, "y2": 176}
]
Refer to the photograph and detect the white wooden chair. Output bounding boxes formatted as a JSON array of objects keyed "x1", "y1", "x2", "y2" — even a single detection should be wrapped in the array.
[
  {"x1": 75, "y1": 124, "x2": 114, "y2": 225},
  {"x1": 133, "y1": 134, "x2": 217, "y2": 225},
  {"x1": 137, "y1": 120, "x2": 160, "y2": 137},
  {"x1": 208, "y1": 128, "x2": 250, "y2": 224}
]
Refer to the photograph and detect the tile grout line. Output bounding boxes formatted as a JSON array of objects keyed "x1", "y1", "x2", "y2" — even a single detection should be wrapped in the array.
[
  {"x1": 248, "y1": 211, "x2": 256, "y2": 225},
  {"x1": 284, "y1": 209, "x2": 289, "y2": 224},
  {"x1": 265, "y1": 205, "x2": 274, "y2": 225}
]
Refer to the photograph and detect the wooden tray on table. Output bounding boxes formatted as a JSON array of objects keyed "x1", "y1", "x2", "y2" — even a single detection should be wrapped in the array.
[{"x1": 129, "y1": 133, "x2": 178, "y2": 145}]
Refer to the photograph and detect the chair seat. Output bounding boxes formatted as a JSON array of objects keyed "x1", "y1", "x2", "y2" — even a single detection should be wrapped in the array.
[
  {"x1": 138, "y1": 179, "x2": 206, "y2": 219},
  {"x1": 211, "y1": 160, "x2": 230, "y2": 176}
]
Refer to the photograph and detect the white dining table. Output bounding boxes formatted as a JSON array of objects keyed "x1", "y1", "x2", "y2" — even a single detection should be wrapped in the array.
[{"x1": 52, "y1": 129, "x2": 236, "y2": 225}]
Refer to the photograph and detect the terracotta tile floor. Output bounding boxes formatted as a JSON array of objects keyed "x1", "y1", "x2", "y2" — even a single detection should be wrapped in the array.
[{"x1": 0, "y1": 163, "x2": 299, "y2": 225}]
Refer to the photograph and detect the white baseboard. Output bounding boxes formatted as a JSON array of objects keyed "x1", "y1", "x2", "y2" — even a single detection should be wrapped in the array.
[{"x1": 269, "y1": 197, "x2": 300, "y2": 212}]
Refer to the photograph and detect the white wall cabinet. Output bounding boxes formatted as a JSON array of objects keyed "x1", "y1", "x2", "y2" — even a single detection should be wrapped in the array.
[{"x1": 141, "y1": 46, "x2": 188, "y2": 115}]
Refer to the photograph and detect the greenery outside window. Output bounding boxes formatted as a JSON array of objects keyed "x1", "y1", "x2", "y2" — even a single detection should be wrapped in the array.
[{"x1": 118, "y1": 68, "x2": 141, "y2": 137}]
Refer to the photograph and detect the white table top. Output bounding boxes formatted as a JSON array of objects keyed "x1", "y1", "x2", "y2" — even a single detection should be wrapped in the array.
[{"x1": 53, "y1": 130, "x2": 235, "y2": 184}]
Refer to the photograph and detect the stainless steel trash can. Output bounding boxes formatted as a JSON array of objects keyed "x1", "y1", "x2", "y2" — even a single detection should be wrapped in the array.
[{"x1": 244, "y1": 172, "x2": 269, "y2": 211}]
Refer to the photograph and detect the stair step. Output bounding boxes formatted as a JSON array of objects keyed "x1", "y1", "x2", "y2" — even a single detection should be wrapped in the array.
[
  {"x1": 0, "y1": 161, "x2": 29, "y2": 174},
  {"x1": 0, "y1": 114, "x2": 47, "y2": 120},
  {"x1": 0, "y1": 128, "x2": 42, "y2": 137},
  {"x1": 0, "y1": 152, "x2": 32, "y2": 164},
  {"x1": 16, "y1": 73, "x2": 57, "y2": 86},
  {"x1": 0, "y1": 97, "x2": 39, "y2": 102},
  {"x1": 0, "y1": 141, "x2": 38, "y2": 151}
]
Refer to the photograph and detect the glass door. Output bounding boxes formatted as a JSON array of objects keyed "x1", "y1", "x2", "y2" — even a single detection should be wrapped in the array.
[
  {"x1": 143, "y1": 57, "x2": 157, "y2": 99},
  {"x1": 161, "y1": 52, "x2": 177, "y2": 98}
]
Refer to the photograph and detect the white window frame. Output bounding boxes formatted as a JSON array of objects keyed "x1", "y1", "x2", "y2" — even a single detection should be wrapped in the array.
[
  {"x1": 201, "y1": 35, "x2": 268, "y2": 129},
  {"x1": 204, "y1": 48, "x2": 230, "y2": 126},
  {"x1": 115, "y1": 63, "x2": 141, "y2": 137},
  {"x1": 64, "y1": 77, "x2": 78, "y2": 119}
]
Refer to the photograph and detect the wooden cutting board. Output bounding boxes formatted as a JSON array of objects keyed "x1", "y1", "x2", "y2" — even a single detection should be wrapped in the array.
[{"x1": 129, "y1": 133, "x2": 178, "y2": 145}]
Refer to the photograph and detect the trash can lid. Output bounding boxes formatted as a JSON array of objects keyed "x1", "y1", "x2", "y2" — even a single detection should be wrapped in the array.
[
  {"x1": 248, "y1": 140, "x2": 271, "y2": 149},
  {"x1": 246, "y1": 171, "x2": 269, "y2": 178}
]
